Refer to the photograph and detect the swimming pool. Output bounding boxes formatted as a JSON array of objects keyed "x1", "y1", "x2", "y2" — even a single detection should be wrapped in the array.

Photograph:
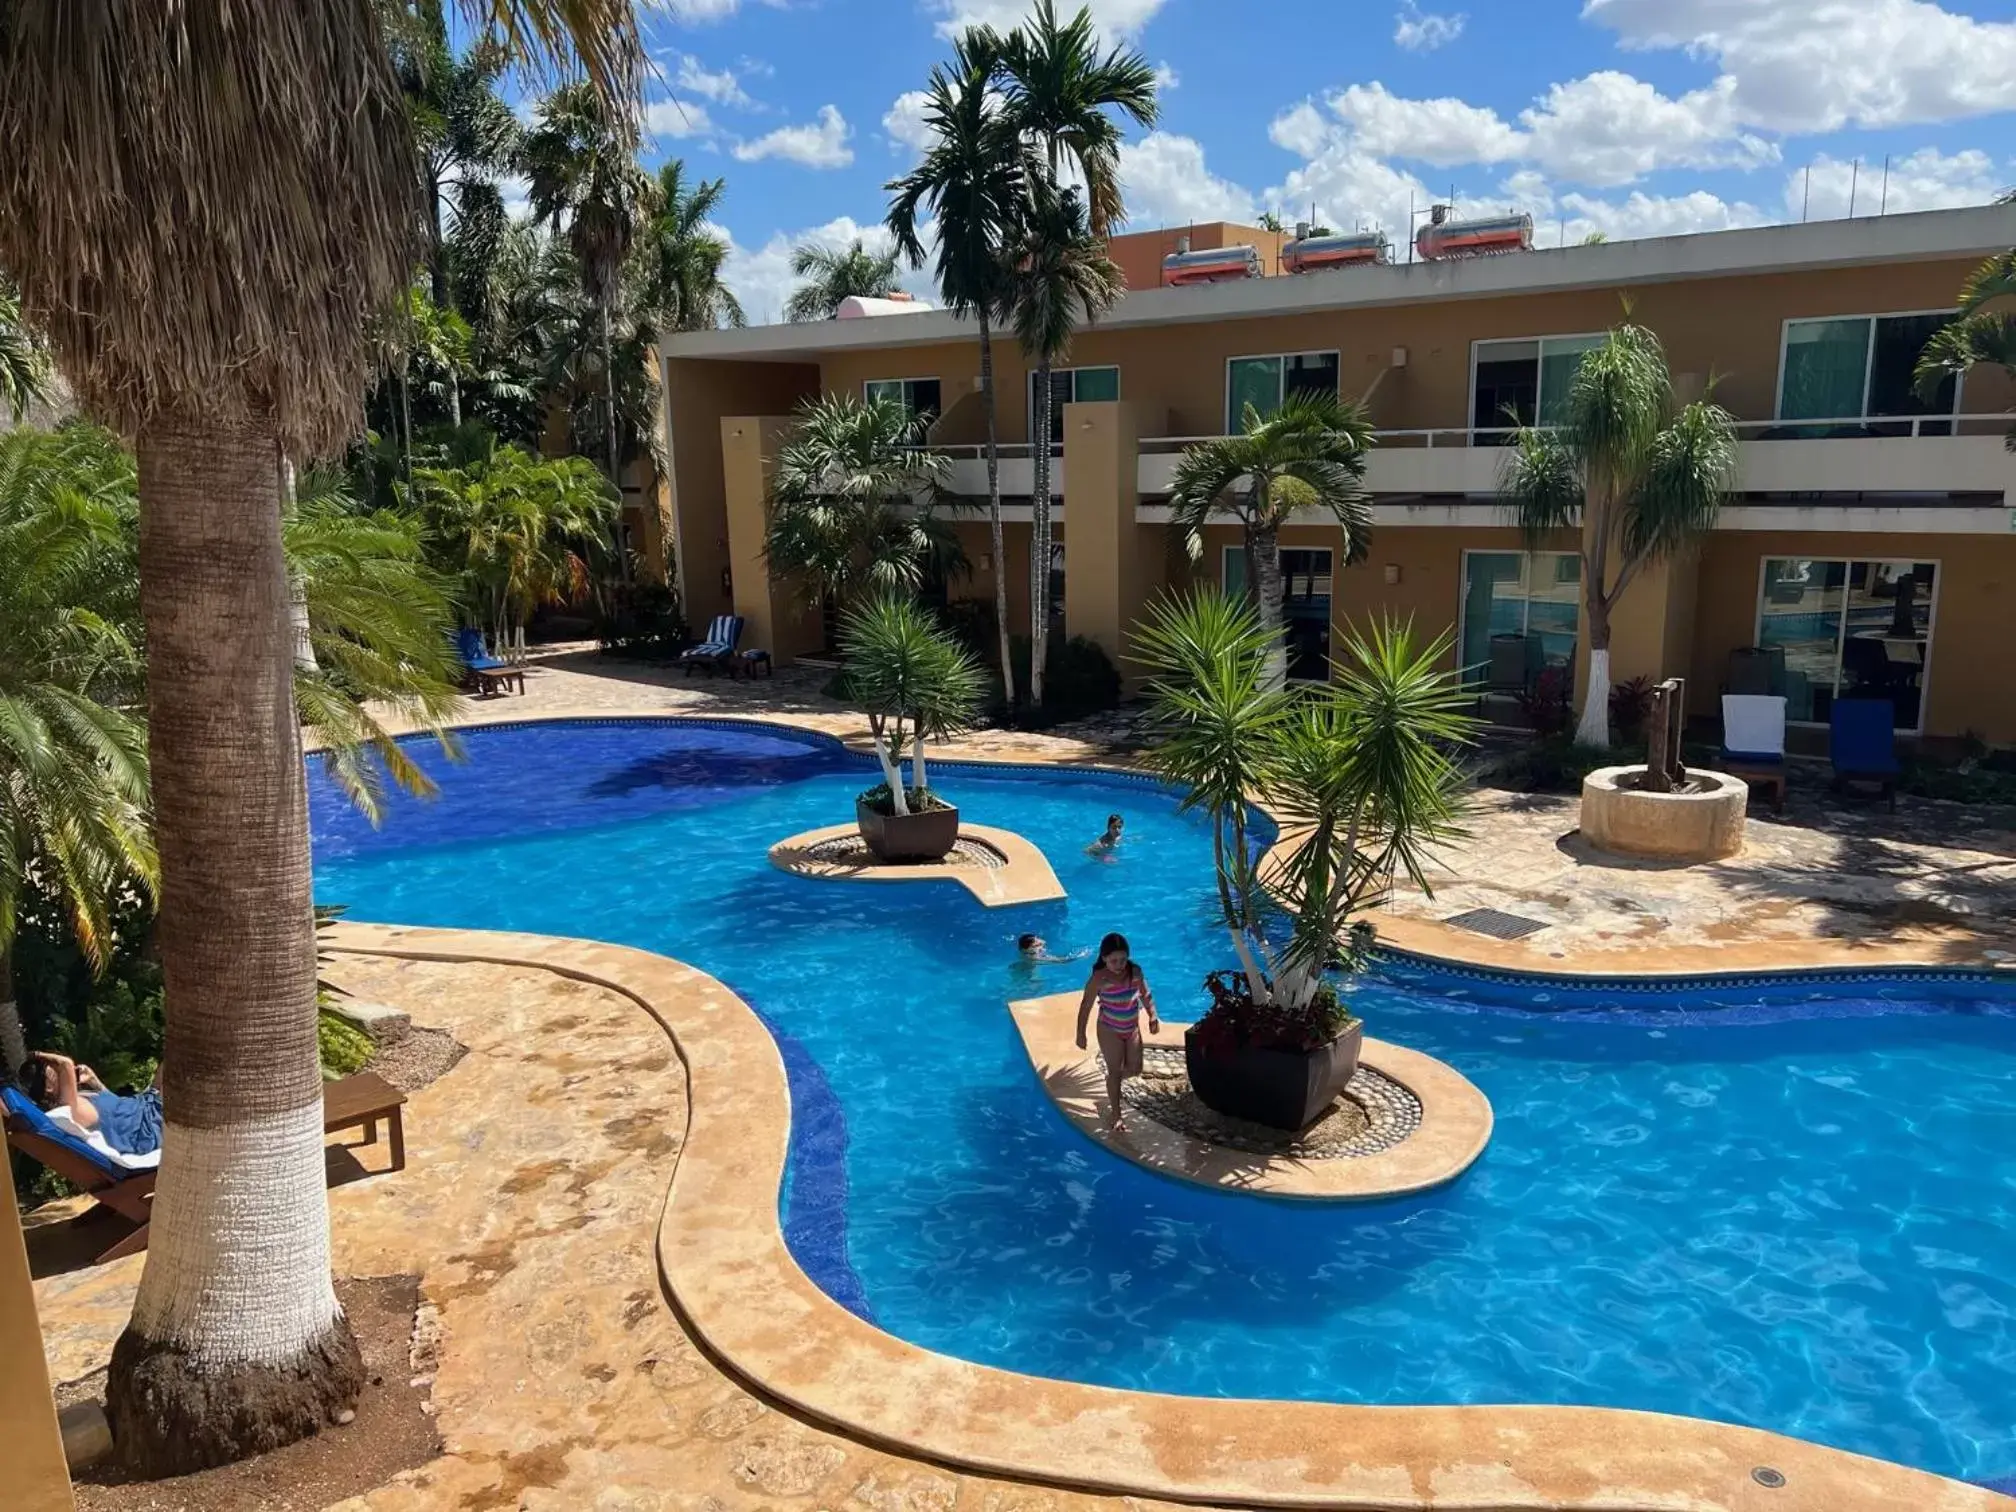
[{"x1": 310, "y1": 718, "x2": 2016, "y2": 1486}]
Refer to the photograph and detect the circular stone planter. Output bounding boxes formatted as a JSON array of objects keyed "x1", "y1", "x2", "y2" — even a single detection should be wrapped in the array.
[{"x1": 1580, "y1": 765, "x2": 1748, "y2": 861}]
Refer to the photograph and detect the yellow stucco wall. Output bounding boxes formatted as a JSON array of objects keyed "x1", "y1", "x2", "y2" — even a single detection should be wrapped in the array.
[{"x1": 1, "y1": 1157, "x2": 74, "y2": 1511}]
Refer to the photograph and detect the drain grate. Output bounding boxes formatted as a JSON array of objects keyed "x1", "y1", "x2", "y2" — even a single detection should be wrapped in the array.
[{"x1": 1445, "y1": 906, "x2": 1550, "y2": 941}]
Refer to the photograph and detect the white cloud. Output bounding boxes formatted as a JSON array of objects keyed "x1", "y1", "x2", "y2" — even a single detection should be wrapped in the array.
[
  {"x1": 883, "y1": 90, "x2": 936, "y2": 155},
  {"x1": 653, "y1": 0, "x2": 743, "y2": 20},
  {"x1": 499, "y1": 173, "x2": 531, "y2": 222},
  {"x1": 732, "y1": 105, "x2": 854, "y2": 169},
  {"x1": 1152, "y1": 61, "x2": 1180, "y2": 92},
  {"x1": 1394, "y1": 2, "x2": 1465, "y2": 52},
  {"x1": 674, "y1": 54, "x2": 756, "y2": 109},
  {"x1": 1322, "y1": 82, "x2": 1523, "y2": 166},
  {"x1": 1587, "y1": 0, "x2": 2016, "y2": 133},
  {"x1": 644, "y1": 97, "x2": 717, "y2": 141},
  {"x1": 1116, "y1": 132, "x2": 1258, "y2": 226},
  {"x1": 929, "y1": 0, "x2": 1170, "y2": 42},
  {"x1": 717, "y1": 217, "x2": 936, "y2": 325},
  {"x1": 1788, "y1": 146, "x2": 2004, "y2": 220}
]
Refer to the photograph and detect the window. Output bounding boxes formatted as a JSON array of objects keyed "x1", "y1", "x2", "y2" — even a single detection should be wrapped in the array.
[
  {"x1": 1029, "y1": 366, "x2": 1119, "y2": 444},
  {"x1": 1470, "y1": 334, "x2": 1604, "y2": 442},
  {"x1": 1225, "y1": 352, "x2": 1339, "y2": 432},
  {"x1": 1776, "y1": 313, "x2": 1958, "y2": 435},
  {"x1": 1458, "y1": 551, "x2": 1581, "y2": 689},
  {"x1": 1223, "y1": 545, "x2": 1333, "y2": 682},
  {"x1": 864, "y1": 377, "x2": 943, "y2": 420},
  {"x1": 1755, "y1": 558, "x2": 1937, "y2": 731}
]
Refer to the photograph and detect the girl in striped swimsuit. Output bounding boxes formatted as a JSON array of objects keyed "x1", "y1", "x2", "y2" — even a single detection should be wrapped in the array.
[{"x1": 1075, "y1": 932, "x2": 1159, "y2": 1131}]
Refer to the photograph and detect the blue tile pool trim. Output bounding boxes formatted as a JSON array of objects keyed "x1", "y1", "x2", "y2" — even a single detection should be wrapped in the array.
[{"x1": 1372, "y1": 941, "x2": 2008, "y2": 995}]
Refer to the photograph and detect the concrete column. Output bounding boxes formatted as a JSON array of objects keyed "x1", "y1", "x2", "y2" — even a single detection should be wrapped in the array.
[
  {"x1": 721, "y1": 416, "x2": 825, "y2": 665},
  {"x1": 1061, "y1": 400, "x2": 1143, "y2": 673},
  {"x1": 1, "y1": 1156, "x2": 73, "y2": 1511}
]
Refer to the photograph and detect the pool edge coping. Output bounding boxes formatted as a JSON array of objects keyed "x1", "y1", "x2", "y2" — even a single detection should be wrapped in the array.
[
  {"x1": 323, "y1": 920, "x2": 2009, "y2": 1512},
  {"x1": 769, "y1": 821, "x2": 1065, "y2": 907},
  {"x1": 1007, "y1": 993, "x2": 1494, "y2": 1201}
]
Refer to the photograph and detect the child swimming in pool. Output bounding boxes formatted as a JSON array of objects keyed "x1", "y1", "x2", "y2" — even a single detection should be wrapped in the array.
[
  {"x1": 1086, "y1": 813, "x2": 1124, "y2": 857},
  {"x1": 1075, "y1": 932, "x2": 1158, "y2": 1131},
  {"x1": 1017, "y1": 933, "x2": 1083, "y2": 965}
]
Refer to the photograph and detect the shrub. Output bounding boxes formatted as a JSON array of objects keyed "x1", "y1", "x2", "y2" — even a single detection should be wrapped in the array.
[
  {"x1": 1516, "y1": 665, "x2": 1574, "y2": 738},
  {"x1": 934, "y1": 597, "x2": 999, "y2": 664},
  {"x1": 1489, "y1": 735, "x2": 1636, "y2": 794},
  {"x1": 596, "y1": 582, "x2": 689, "y2": 659},
  {"x1": 1610, "y1": 675, "x2": 1655, "y2": 742},
  {"x1": 316, "y1": 1008, "x2": 375, "y2": 1078},
  {"x1": 1000, "y1": 634, "x2": 1123, "y2": 726}
]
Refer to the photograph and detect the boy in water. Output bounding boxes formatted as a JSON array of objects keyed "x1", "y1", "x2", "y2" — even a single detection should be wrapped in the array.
[{"x1": 1016, "y1": 934, "x2": 1084, "y2": 967}]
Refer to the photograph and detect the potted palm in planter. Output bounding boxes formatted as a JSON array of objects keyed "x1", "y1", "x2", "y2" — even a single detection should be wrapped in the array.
[
  {"x1": 840, "y1": 595, "x2": 987, "y2": 863},
  {"x1": 1134, "y1": 589, "x2": 1475, "y2": 1130}
]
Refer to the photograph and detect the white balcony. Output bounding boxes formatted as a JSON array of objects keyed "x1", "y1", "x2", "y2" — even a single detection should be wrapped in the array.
[{"x1": 939, "y1": 444, "x2": 1060, "y2": 499}]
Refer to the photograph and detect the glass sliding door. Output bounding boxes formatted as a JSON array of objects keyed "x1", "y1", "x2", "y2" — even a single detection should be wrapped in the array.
[
  {"x1": 1755, "y1": 556, "x2": 1938, "y2": 729},
  {"x1": 1459, "y1": 550, "x2": 1580, "y2": 690},
  {"x1": 1470, "y1": 334, "x2": 1601, "y2": 443},
  {"x1": 1029, "y1": 365, "x2": 1120, "y2": 443},
  {"x1": 1778, "y1": 320, "x2": 1869, "y2": 428},
  {"x1": 1222, "y1": 544, "x2": 1334, "y2": 682},
  {"x1": 865, "y1": 377, "x2": 943, "y2": 420},
  {"x1": 1777, "y1": 313, "x2": 1959, "y2": 436},
  {"x1": 1536, "y1": 335, "x2": 1603, "y2": 425},
  {"x1": 1226, "y1": 352, "x2": 1338, "y2": 431}
]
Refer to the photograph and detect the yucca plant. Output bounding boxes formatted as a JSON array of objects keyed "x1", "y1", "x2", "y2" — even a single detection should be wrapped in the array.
[
  {"x1": 838, "y1": 595, "x2": 987, "y2": 816},
  {"x1": 1135, "y1": 588, "x2": 1475, "y2": 1039}
]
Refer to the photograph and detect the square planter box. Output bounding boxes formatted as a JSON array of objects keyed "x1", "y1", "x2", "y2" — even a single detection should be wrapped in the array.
[
  {"x1": 855, "y1": 799, "x2": 961, "y2": 864},
  {"x1": 1184, "y1": 1019, "x2": 1364, "y2": 1132}
]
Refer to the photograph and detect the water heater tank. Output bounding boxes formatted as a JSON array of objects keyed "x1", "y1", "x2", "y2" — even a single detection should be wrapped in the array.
[
  {"x1": 1281, "y1": 230, "x2": 1392, "y2": 274},
  {"x1": 1161, "y1": 244, "x2": 1262, "y2": 286},
  {"x1": 1414, "y1": 211, "x2": 1534, "y2": 261}
]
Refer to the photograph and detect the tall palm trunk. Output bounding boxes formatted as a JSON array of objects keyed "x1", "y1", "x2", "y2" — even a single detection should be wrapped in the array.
[
  {"x1": 106, "y1": 417, "x2": 362, "y2": 1475},
  {"x1": 1040, "y1": 360, "x2": 1056, "y2": 709},
  {"x1": 1248, "y1": 511, "x2": 1289, "y2": 691},
  {"x1": 978, "y1": 314, "x2": 1015, "y2": 706},
  {"x1": 600, "y1": 297, "x2": 630, "y2": 581}
]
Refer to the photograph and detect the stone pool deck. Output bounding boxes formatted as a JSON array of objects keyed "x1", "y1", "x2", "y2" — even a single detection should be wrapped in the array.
[{"x1": 32, "y1": 923, "x2": 2006, "y2": 1512}]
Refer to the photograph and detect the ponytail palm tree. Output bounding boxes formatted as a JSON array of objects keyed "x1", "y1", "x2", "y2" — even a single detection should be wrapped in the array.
[
  {"x1": 1168, "y1": 392, "x2": 1375, "y2": 690},
  {"x1": 1004, "y1": 184, "x2": 1121, "y2": 704},
  {"x1": 838, "y1": 594, "x2": 987, "y2": 814},
  {"x1": 764, "y1": 393, "x2": 964, "y2": 623},
  {"x1": 784, "y1": 238, "x2": 904, "y2": 322},
  {"x1": 0, "y1": 1, "x2": 638, "y2": 1473},
  {"x1": 886, "y1": 27, "x2": 1024, "y2": 703},
  {"x1": 0, "y1": 426, "x2": 155, "y2": 1076},
  {"x1": 1499, "y1": 324, "x2": 1737, "y2": 747}
]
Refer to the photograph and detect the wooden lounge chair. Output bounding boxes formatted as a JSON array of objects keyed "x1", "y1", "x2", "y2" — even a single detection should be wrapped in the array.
[
  {"x1": 4, "y1": 1070, "x2": 408, "y2": 1264},
  {"x1": 1721, "y1": 694, "x2": 1787, "y2": 812},
  {"x1": 456, "y1": 627, "x2": 525, "y2": 697},
  {"x1": 680, "y1": 614, "x2": 744, "y2": 676}
]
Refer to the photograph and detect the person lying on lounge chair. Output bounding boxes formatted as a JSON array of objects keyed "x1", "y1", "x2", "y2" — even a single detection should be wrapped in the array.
[{"x1": 16, "y1": 1051, "x2": 163, "y2": 1159}]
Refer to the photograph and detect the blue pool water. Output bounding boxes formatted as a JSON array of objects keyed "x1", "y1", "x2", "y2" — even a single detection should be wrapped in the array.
[{"x1": 310, "y1": 719, "x2": 2016, "y2": 1485}]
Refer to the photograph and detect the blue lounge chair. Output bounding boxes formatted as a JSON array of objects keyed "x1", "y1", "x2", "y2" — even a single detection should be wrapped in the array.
[
  {"x1": 1830, "y1": 697, "x2": 1900, "y2": 810},
  {"x1": 3, "y1": 1084, "x2": 159, "y2": 1262},
  {"x1": 681, "y1": 614, "x2": 744, "y2": 676},
  {"x1": 455, "y1": 628, "x2": 523, "y2": 696}
]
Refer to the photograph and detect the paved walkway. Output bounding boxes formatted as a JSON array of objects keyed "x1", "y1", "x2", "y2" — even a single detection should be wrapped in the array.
[{"x1": 34, "y1": 953, "x2": 1163, "y2": 1512}]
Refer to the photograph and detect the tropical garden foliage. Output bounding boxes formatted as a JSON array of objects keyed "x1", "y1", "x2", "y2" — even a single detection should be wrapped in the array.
[
  {"x1": 1499, "y1": 323, "x2": 1738, "y2": 747},
  {"x1": 785, "y1": 238, "x2": 905, "y2": 322},
  {"x1": 1916, "y1": 248, "x2": 2016, "y2": 446}
]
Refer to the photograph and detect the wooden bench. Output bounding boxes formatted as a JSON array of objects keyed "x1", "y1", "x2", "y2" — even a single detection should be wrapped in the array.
[{"x1": 5, "y1": 1070, "x2": 409, "y2": 1264}]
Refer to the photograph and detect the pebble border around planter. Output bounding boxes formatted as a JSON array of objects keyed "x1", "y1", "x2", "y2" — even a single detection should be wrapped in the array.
[
  {"x1": 800, "y1": 833, "x2": 1010, "y2": 871},
  {"x1": 1125, "y1": 1045, "x2": 1425, "y2": 1159}
]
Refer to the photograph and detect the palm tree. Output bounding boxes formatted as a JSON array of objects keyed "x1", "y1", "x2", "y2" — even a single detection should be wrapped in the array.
[
  {"x1": 523, "y1": 80, "x2": 651, "y2": 493},
  {"x1": 784, "y1": 238, "x2": 903, "y2": 322},
  {"x1": 0, "y1": 2, "x2": 638, "y2": 1472},
  {"x1": 1915, "y1": 248, "x2": 2016, "y2": 445},
  {"x1": 764, "y1": 393, "x2": 965, "y2": 629},
  {"x1": 1500, "y1": 323, "x2": 1737, "y2": 747},
  {"x1": 1134, "y1": 588, "x2": 1473, "y2": 1016},
  {"x1": 0, "y1": 426, "x2": 156, "y2": 1077},
  {"x1": 886, "y1": 28, "x2": 1025, "y2": 705},
  {"x1": 997, "y1": 0, "x2": 1160, "y2": 240},
  {"x1": 635, "y1": 160, "x2": 745, "y2": 333},
  {"x1": 412, "y1": 440, "x2": 617, "y2": 644},
  {"x1": 1168, "y1": 392, "x2": 1375, "y2": 691},
  {"x1": 1, "y1": 271, "x2": 50, "y2": 422},
  {"x1": 1003, "y1": 184, "x2": 1121, "y2": 704}
]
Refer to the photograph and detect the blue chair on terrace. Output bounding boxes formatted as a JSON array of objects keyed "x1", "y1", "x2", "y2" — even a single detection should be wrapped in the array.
[
  {"x1": 1830, "y1": 698, "x2": 1900, "y2": 810},
  {"x1": 455, "y1": 628, "x2": 523, "y2": 696},
  {"x1": 3, "y1": 1084, "x2": 159, "y2": 1262},
  {"x1": 681, "y1": 614, "x2": 744, "y2": 677}
]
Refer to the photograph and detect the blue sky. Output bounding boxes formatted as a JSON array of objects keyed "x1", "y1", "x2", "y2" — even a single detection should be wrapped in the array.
[{"x1": 600, "y1": 0, "x2": 2016, "y2": 322}]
